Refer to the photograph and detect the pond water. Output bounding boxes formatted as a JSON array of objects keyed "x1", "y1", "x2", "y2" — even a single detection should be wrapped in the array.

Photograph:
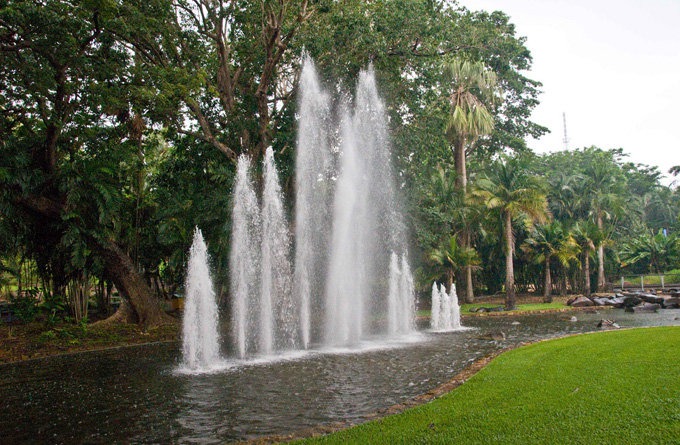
[{"x1": 1, "y1": 309, "x2": 678, "y2": 444}]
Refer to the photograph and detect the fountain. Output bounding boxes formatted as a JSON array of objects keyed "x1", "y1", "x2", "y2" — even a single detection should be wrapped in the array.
[
  {"x1": 181, "y1": 228, "x2": 221, "y2": 370},
  {"x1": 222, "y1": 57, "x2": 416, "y2": 359},
  {"x1": 183, "y1": 58, "x2": 415, "y2": 365},
  {"x1": 431, "y1": 282, "x2": 463, "y2": 331}
]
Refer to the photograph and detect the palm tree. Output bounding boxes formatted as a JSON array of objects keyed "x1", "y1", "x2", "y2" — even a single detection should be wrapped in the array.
[
  {"x1": 473, "y1": 156, "x2": 549, "y2": 310},
  {"x1": 443, "y1": 58, "x2": 498, "y2": 192},
  {"x1": 572, "y1": 221, "x2": 605, "y2": 297},
  {"x1": 443, "y1": 57, "x2": 498, "y2": 302},
  {"x1": 582, "y1": 159, "x2": 625, "y2": 292},
  {"x1": 428, "y1": 235, "x2": 480, "y2": 293},
  {"x1": 522, "y1": 221, "x2": 579, "y2": 302},
  {"x1": 423, "y1": 164, "x2": 485, "y2": 302}
]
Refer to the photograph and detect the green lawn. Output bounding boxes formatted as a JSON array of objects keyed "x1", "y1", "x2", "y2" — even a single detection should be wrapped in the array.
[{"x1": 296, "y1": 327, "x2": 680, "y2": 444}]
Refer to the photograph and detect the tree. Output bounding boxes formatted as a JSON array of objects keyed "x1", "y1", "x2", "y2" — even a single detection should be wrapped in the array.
[
  {"x1": 473, "y1": 155, "x2": 548, "y2": 309},
  {"x1": 522, "y1": 221, "x2": 579, "y2": 302},
  {"x1": 428, "y1": 235, "x2": 480, "y2": 293},
  {"x1": 572, "y1": 221, "x2": 605, "y2": 297},
  {"x1": 116, "y1": 0, "x2": 312, "y2": 166},
  {"x1": 619, "y1": 229, "x2": 680, "y2": 274},
  {"x1": 442, "y1": 57, "x2": 497, "y2": 303},
  {"x1": 443, "y1": 57, "x2": 498, "y2": 191},
  {"x1": 0, "y1": 0, "x2": 169, "y2": 327},
  {"x1": 581, "y1": 153, "x2": 626, "y2": 292}
]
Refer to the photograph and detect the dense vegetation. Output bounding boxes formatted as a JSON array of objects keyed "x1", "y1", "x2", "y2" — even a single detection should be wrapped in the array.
[
  {"x1": 1, "y1": 0, "x2": 678, "y2": 326},
  {"x1": 296, "y1": 326, "x2": 680, "y2": 444}
]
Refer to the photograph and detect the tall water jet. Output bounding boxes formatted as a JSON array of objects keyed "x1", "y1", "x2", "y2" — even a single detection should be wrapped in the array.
[
  {"x1": 182, "y1": 228, "x2": 220, "y2": 370},
  {"x1": 431, "y1": 282, "x2": 441, "y2": 330},
  {"x1": 387, "y1": 253, "x2": 400, "y2": 335},
  {"x1": 230, "y1": 156, "x2": 261, "y2": 358},
  {"x1": 294, "y1": 57, "x2": 333, "y2": 349},
  {"x1": 450, "y1": 283, "x2": 461, "y2": 330},
  {"x1": 388, "y1": 252, "x2": 416, "y2": 335},
  {"x1": 325, "y1": 109, "x2": 366, "y2": 345},
  {"x1": 399, "y1": 254, "x2": 416, "y2": 333},
  {"x1": 441, "y1": 284, "x2": 452, "y2": 330},
  {"x1": 261, "y1": 147, "x2": 296, "y2": 351}
]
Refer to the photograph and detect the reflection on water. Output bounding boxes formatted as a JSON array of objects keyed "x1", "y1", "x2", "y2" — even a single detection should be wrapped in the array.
[{"x1": 1, "y1": 310, "x2": 678, "y2": 444}]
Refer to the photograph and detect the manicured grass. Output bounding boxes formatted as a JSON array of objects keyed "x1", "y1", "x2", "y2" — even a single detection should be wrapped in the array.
[
  {"x1": 297, "y1": 327, "x2": 680, "y2": 444},
  {"x1": 619, "y1": 269, "x2": 680, "y2": 287}
]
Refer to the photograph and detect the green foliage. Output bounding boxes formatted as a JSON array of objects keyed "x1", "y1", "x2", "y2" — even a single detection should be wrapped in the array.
[
  {"x1": 619, "y1": 229, "x2": 680, "y2": 274},
  {"x1": 443, "y1": 57, "x2": 498, "y2": 145},
  {"x1": 40, "y1": 293, "x2": 67, "y2": 327},
  {"x1": 8, "y1": 288, "x2": 40, "y2": 323},
  {"x1": 2, "y1": 0, "x2": 677, "y2": 308},
  {"x1": 297, "y1": 327, "x2": 680, "y2": 444},
  {"x1": 427, "y1": 235, "x2": 480, "y2": 283}
]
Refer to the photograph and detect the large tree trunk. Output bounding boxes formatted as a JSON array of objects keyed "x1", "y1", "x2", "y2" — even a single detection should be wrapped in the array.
[
  {"x1": 596, "y1": 214, "x2": 606, "y2": 292},
  {"x1": 446, "y1": 269, "x2": 454, "y2": 295},
  {"x1": 15, "y1": 193, "x2": 170, "y2": 328},
  {"x1": 453, "y1": 140, "x2": 467, "y2": 191},
  {"x1": 583, "y1": 250, "x2": 591, "y2": 298},
  {"x1": 93, "y1": 239, "x2": 172, "y2": 329},
  {"x1": 453, "y1": 139, "x2": 475, "y2": 302},
  {"x1": 504, "y1": 211, "x2": 516, "y2": 310},
  {"x1": 543, "y1": 256, "x2": 552, "y2": 303}
]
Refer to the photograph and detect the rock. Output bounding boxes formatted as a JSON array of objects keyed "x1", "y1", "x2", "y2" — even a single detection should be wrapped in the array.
[
  {"x1": 607, "y1": 297, "x2": 625, "y2": 308},
  {"x1": 566, "y1": 297, "x2": 577, "y2": 306},
  {"x1": 571, "y1": 296, "x2": 595, "y2": 307},
  {"x1": 511, "y1": 321, "x2": 520, "y2": 325},
  {"x1": 570, "y1": 316, "x2": 578, "y2": 322},
  {"x1": 490, "y1": 331, "x2": 506, "y2": 341},
  {"x1": 597, "y1": 319, "x2": 621, "y2": 329},
  {"x1": 662, "y1": 297, "x2": 680, "y2": 309},
  {"x1": 639, "y1": 294, "x2": 665, "y2": 304},
  {"x1": 478, "y1": 331, "x2": 506, "y2": 341},
  {"x1": 623, "y1": 296, "x2": 642, "y2": 308},
  {"x1": 592, "y1": 297, "x2": 609, "y2": 306},
  {"x1": 488, "y1": 306, "x2": 505, "y2": 312},
  {"x1": 625, "y1": 303, "x2": 661, "y2": 313}
]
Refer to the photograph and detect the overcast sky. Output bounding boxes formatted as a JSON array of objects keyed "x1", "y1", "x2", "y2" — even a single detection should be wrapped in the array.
[{"x1": 458, "y1": 0, "x2": 680, "y2": 184}]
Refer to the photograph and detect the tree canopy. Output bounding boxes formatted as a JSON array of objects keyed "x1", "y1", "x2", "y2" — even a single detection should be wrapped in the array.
[{"x1": 1, "y1": 0, "x2": 677, "y2": 326}]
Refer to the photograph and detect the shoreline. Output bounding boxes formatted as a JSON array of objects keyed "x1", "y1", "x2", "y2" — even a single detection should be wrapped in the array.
[{"x1": 0, "y1": 302, "x2": 607, "y2": 365}]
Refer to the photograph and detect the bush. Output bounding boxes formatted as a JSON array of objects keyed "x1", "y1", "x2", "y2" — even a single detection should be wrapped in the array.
[{"x1": 9, "y1": 288, "x2": 40, "y2": 323}]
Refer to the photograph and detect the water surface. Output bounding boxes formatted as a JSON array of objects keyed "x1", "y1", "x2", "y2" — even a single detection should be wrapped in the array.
[{"x1": 1, "y1": 310, "x2": 678, "y2": 444}]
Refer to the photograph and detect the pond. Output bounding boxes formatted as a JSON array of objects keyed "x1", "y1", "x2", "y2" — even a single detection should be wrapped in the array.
[{"x1": 1, "y1": 309, "x2": 678, "y2": 444}]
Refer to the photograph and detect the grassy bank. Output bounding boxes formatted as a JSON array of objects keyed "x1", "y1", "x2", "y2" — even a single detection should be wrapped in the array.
[
  {"x1": 297, "y1": 326, "x2": 680, "y2": 444},
  {"x1": 417, "y1": 299, "x2": 570, "y2": 318},
  {"x1": 0, "y1": 320, "x2": 179, "y2": 364}
]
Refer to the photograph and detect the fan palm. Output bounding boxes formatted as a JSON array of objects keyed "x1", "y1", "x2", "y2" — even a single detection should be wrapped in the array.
[
  {"x1": 443, "y1": 57, "x2": 498, "y2": 303},
  {"x1": 473, "y1": 156, "x2": 549, "y2": 310}
]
